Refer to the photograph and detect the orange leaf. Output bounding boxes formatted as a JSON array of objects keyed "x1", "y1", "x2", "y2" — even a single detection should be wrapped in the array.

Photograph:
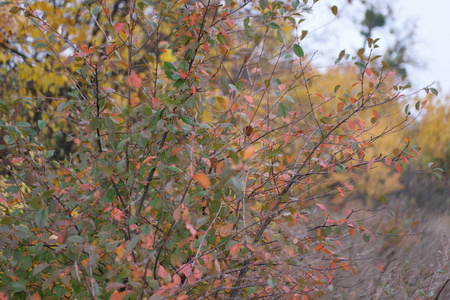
[
  {"x1": 376, "y1": 260, "x2": 384, "y2": 272},
  {"x1": 126, "y1": 72, "x2": 142, "y2": 88},
  {"x1": 110, "y1": 290, "x2": 132, "y2": 300},
  {"x1": 80, "y1": 183, "x2": 93, "y2": 191},
  {"x1": 243, "y1": 146, "x2": 255, "y2": 160},
  {"x1": 243, "y1": 95, "x2": 254, "y2": 103},
  {"x1": 30, "y1": 293, "x2": 41, "y2": 300},
  {"x1": 395, "y1": 163, "x2": 401, "y2": 173},
  {"x1": 193, "y1": 173, "x2": 210, "y2": 189}
]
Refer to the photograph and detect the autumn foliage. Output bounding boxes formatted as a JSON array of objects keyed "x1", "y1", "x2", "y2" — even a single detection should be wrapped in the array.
[{"x1": 0, "y1": 0, "x2": 439, "y2": 299}]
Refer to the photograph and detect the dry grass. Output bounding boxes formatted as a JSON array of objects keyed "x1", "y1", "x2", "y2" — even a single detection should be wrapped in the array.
[{"x1": 322, "y1": 185, "x2": 450, "y2": 299}]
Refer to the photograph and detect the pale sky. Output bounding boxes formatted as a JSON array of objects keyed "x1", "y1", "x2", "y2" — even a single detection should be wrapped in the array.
[{"x1": 301, "y1": 0, "x2": 450, "y2": 96}]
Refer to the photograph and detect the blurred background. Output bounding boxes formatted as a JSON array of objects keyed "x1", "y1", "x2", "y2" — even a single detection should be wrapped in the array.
[{"x1": 301, "y1": 0, "x2": 450, "y2": 298}]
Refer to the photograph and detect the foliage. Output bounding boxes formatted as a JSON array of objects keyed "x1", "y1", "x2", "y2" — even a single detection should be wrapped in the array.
[{"x1": 0, "y1": 0, "x2": 434, "y2": 299}]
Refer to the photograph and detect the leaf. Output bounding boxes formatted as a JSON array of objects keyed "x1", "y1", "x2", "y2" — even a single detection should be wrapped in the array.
[
  {"x1": 376, "y1": 260, "x2": 384, "y2": 272},
  {"x1": 260, "y1": 0, "x2": 268, "y2": 10},
  {"x1": 385, "y1": 157, "x2": 392, "y2": 166},
  {"x1": 110, "y1": 290, "x2": 133, "y2": 300},
  {"x1": 363, "y1": 234, "x2": 370, "y2": 242},
  {"x1": 126, "y1": 72, "x2": 142, "y2": 88},
  {"x1": 243, "y1": 146, "x2": 255, "y2": 160},
  {"x1": 163, "y1": 61, "x2": 178, "y2": 80},
  {"x1": 35, "y1": 208, "x2": 49, "y2": 228},
  {"x1": 9, "y1": 6, "x2": 21, "y2": 14},
  {"x1": 331, "y1": 5, "x2": 338, "y2": 16},
  {"x1": 114, "y1": 22, "x2": 127, "y2": 35},
  {"x1": 167, "y1": 166, "x2": 183, "y2": 172},
  {"x1": 278, "y1": 102, "x2": 289, "y2": 118},
  {"x1": 395, "y1": 162, "x2": 401, "y2": 173},
  {"x1": 229, "y1": 243, "x2": 241, "y2": 257},
  {"x1": 293, "y1": 44, "x2": 304, "y2": 58},
  {"x1": 243, "y1": 125, "x2": 253, "y2": 136},
  {"x1": 32, "y1": 263, "x2": 49, "y2": 276},
  {"x1": 157, "y1": 265, "x2": 168, "y2": 279},
  {"x1": 193, "y1": 173, "x2": 210, "y2": 189},
  {"x1": 316, "y1": 203, "x2": 327, "y2": 212}
]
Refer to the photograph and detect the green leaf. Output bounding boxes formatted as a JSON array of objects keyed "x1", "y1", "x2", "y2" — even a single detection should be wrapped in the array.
[
  {"x1": 181, "y1": 115, "x2": 195, "y2": 125},
  {"x1": 363, "y1": 234, "x2": 370, "y2": 243},
  {"x1": 10, "y1": 281, "x2": 24, "y2": 292},
  {"x1": 355, "y1": 61, "x2": 365, "y2": 70},
  {"x1": 9, "y1": 6, "x2": 21, "y2": 14},
  {"x1": 260, "y1": 0, "x2": 268, "y2": 10},
  {"x1": 33, "y1": 263, "x2": 50, "y2": 276},
  {"x1": 38, "y1": 120, "x2": 47, "y2": 130},
  {"x1": 278, "y1": 102, "x2": 289, "y2": 118},
  {"x1": 335, "y1": 164, "x2": 345, "y2": 172},
  {"x1": 267, "y1": 277, "x2": 277, "y2": 288},
  {"x1": 430, "y1": 88, "x2": 438, "y2": 96},
  {"x1": 268, "y1": 22, "x2": 280, "y2": 29},
  {"x1": 46, "y1": 150, "x2": 55, "y2": 159},
  {"x1": 320, "y1": 117, "x2": 330, "y2": 124},
  {"x1": 217, "y1": 34, "x2": 227, "y2": 45},
  {"x1": 35, "y1": 207, "x2": 49, "y2": 228},
  {"x1": 293, "y1": 44, "x2": 304, "y2": 58},
  {"x1": 163, "y1": 61, "x2": 178, "y2": 80},
  {"x1": 167, "y1": 166, "x2": 183, "y2": 173},
  {"x1": 15, "y1": 122, "x2": 31, "y2": 127}
]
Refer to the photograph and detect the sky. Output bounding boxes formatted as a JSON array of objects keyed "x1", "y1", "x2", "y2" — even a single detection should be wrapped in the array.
[{"x1": 300, "y1": 0, "x2": 450, "y2": 96}]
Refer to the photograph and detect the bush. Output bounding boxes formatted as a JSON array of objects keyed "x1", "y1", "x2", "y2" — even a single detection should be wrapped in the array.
[{"x1": 0, "y1": 0, "x2": 432, "y2": 298}]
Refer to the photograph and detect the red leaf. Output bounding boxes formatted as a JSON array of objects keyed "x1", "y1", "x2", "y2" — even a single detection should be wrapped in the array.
[
  {"x1": 80, "y1": 183, "x2": 93, "y2": 191},
  {"x1": 348, "y1": 119, "x2": 355, "y2": 131},
  {"x1": 385, "y1": 157, "x2": 392, "y2": 166},
  {"x1": 126, "y1": 72, "x2": 142, "y2": 88},
  {"x1": 316, "y1": 203, "x2": 327, "y2": 211},
  {"x1": 157, "y1": 265, "x2": 168, "y2": 279},
  {"x1": 79, "y1": 44, "x2": 95, "y2": 55},
  {"x1": 11, "y1": 158, "x2": 25, "y2": 163},
  {"x1": 395, "y1": 162, "x2": 401, "y2": 173},
  {"x1": 372, "y1": 109, "x2": 379, "y2": 119},
  {"x1": 114, "y1": 23, "x2": 127, "y2": 35}
]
